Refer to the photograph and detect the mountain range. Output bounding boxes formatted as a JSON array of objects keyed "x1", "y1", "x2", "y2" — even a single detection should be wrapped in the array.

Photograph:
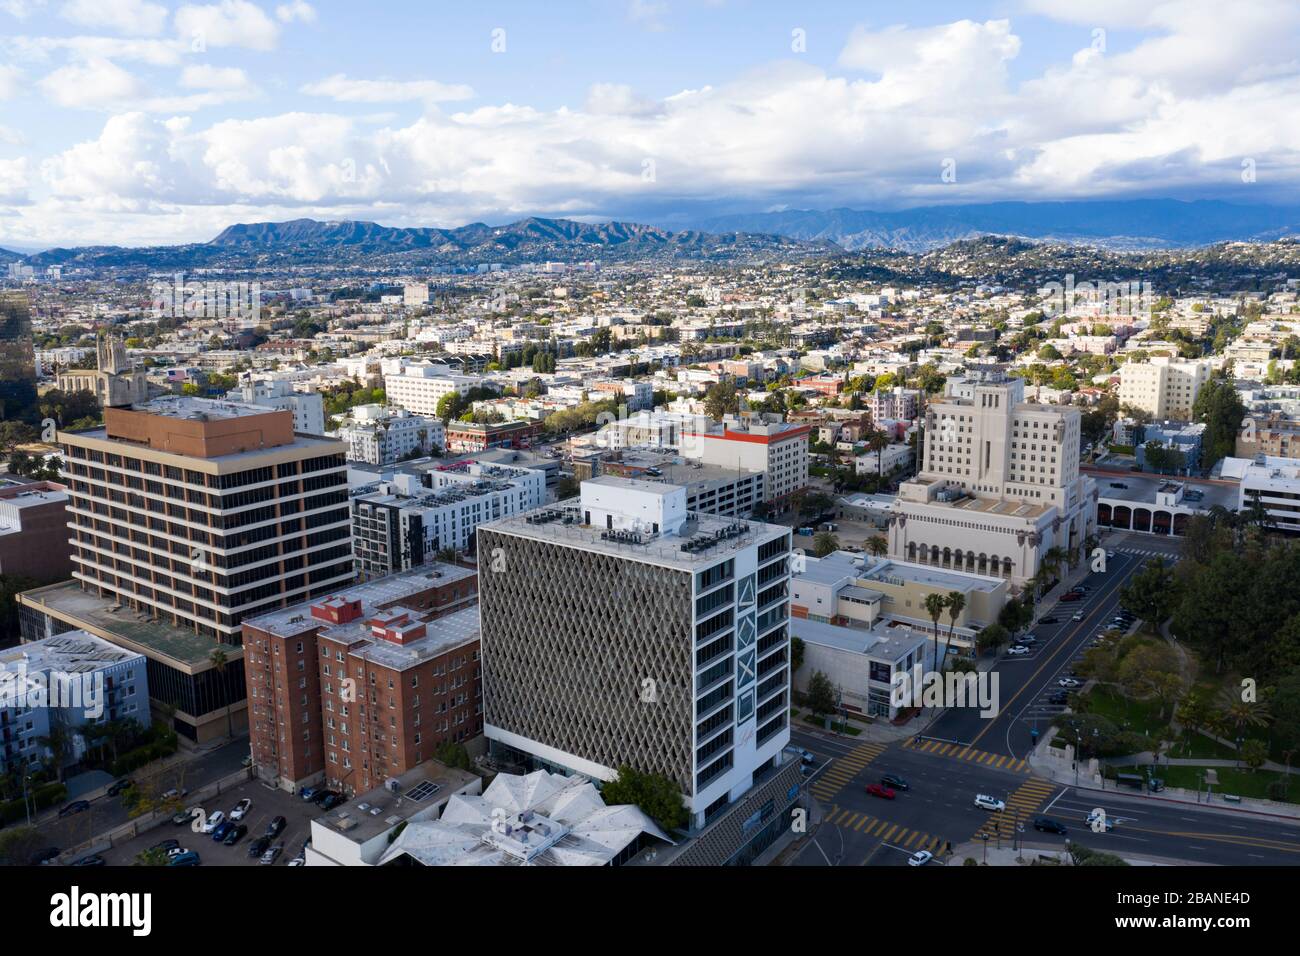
[
  {"x1": 16, "y1": 216, "x2": 824, "y2": 272},
  {"x1": 692, "y1": 199, "x2": 1300, "y2": 252}
]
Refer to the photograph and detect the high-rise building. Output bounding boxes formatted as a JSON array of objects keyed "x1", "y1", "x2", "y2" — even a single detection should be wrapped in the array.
[
  {"x1": 1118, "y1": 356, "x2": 1212, "y2": 420},
  {"x1": 0, "y1": 292, "x2": 37, "y2": 423},
  {"x1": 681, "y1": 417, "x2": 810, "y2": 506},
  {"x1": 477, "y1": 476, "x2": 793, "y2": 830},
  {"x1": 225, "y1": 379, "x2": 326, "y2": 435},
  {"x1": 18, "y1": 396, "x2": 352, "y2": 743},
  {"x1": 887, "y1": 369, "x2": 1097, "y2": 588}
]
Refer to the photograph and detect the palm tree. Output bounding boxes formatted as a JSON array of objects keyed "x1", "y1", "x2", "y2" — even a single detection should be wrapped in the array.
[
  {"x1": 1042, "y1": 546, "x2": 1069, "y2": 583},
  {"x1": 38, "y1": 723, "x2": 73, "y2": 783},
  {"x1": 867, "y1": 535, "x2": 888, "y2": 557},
  {"x1": 210, "y1": 647, "x2": 234, "y2": 740},
  {"x1": 924, "y1": 592, "x2": 947, "y2": 670},
  {"x1": 942, "y1": 591, "x2": 966, "y2": 671},
  {"x1": 1216, "y1": 689, "x2": 1272, "y2": 759},
  {"x1": 812, "y1": 531, "x2": 840, "y2": 557},
  {"x1": 1176, "y1": 689, "x2": 1213, "y2": 755},
  {"x1": 867, "y1": 429, "x2": 891, "y2": 481}
]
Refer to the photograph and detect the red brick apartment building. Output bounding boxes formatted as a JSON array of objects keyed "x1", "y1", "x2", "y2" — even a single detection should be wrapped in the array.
[{"x1": 242, "y1": 563, "x2": 482, "y2": 794}]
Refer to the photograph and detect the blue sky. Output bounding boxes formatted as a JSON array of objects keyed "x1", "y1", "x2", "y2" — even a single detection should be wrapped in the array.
[{"x1": 1, "y1": 0, "x2": 1298, "y2": 247}]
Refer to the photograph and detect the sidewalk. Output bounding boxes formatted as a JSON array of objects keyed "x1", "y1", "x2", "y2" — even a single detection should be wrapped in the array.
[
  {"x1": 949, "y1": 839, "x2": 1185, "y2": 867},
  {"x1": 1027, "y1": 733, "x2": 1300, "y2": 822}
]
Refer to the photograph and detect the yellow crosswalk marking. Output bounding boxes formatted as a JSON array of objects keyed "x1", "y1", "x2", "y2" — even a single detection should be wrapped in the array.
[{"x1": 855, "y1": 815, "x2": 872, "y2": 832}]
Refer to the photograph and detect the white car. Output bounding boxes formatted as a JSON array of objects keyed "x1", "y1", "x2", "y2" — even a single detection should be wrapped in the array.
[
  {"x1": 1086, "y1": 809, "x2": 1116, "y2": 831},
  {"x1": 1058, "y1": 677, "x2": 1082, "y2": 688},
  {"x1": 974, "y1": 794, "x2": 1005, "y2": 811},
  {"x1": 907, "y1": 849, "x2": 933, "y2": 867},
  {"x1": 200, "y1": 810, "x2": 224, "y2": 834},
  {"x1": 1071, "y1": 612, "x2": 1084, "y2": 622},
  {"x1": 229, "y1": 798, "x2": 252, "y2": 821},
  {"x1": 1007, "y1": 645, "x2": 1030, "y2": 656}
]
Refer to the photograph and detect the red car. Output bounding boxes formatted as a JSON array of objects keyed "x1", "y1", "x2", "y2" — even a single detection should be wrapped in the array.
[{"x1": 865, "y1": 784, "x2": 896, "y2": 800}]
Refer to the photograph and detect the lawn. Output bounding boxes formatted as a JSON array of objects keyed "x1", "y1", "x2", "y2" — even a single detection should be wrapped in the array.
[
  {"x1": 1114, "y1": 764, "x2": 1300, "y2": 804},
  {"x1": 1169, "y1": 730, "x2": 1238, "y2": 760},
  {"x1": 1083, "y1": 685, "x2": 1171, "y2": 738}
]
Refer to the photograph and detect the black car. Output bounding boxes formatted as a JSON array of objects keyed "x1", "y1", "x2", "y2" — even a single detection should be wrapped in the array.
[
  {"x1": 318, "y1": 793, "x2": 345, "y2": 811},
  {"x1": 71, "y1": 854, "x2": 106, "y2": 866},
  {"x1": 247, "y1": 836, "x2": 271, "y2": 859},
  {"x1": 1040, "y1": 616, "x2": 1060, "y2": 624},
  {"x1": 265, "y1": 816, "x2": 287, "y2": 838},
  {"x1": 1049, "y1": 691, "x2": 1070, "y2": 705},
  {"x1": 311, "y1": 789, "x2": 341, "y2": 806},
  {"x1": 149, "y1": 838, "x2": 180, "y2": 854},
  {"x1": 106, "y1": 779, "x2": 132, "y2": 797},
  {"x1": 30, "y1": 847, "x2": 60, "y2": 866},
  {"x1": 1033, "y1": 816, "x2": 1068, "y2": 834},
  {"x1": 58, "y1": 800, "x2": 90, "y2": 817},
  {"x1": 223, "y1": 824, "x2": 248, "y2": 846},
  {"x1": 881, "y1": 774, "x2": 910, "y2": 791}
]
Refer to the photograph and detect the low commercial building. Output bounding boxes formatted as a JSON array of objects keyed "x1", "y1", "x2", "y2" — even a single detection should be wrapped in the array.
[
  {"x1": 790, "y1": 617, "x2": 932, "y2": 720},
  {"x1": 445, "y1": 419, "x2": 542, "y2": 453},
  {"x1": 335, "y1": 404, "x2": 446, "y2": 465},
  {"x1": 378, "y1": 768, "x2": 669, "y2": 867},
  {"x1": 1221, "y1": 455, "x2": 1300, "y2": 533},
  {"x1": 306, "y1": 759, "x2": 482, "y2": 866}
]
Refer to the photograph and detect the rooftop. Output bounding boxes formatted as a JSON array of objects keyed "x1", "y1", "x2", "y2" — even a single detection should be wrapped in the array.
[
  {"x1": 789, "y1": 615, "x2": 928, "y2": 660},
  {"x1": 0, "y1": 628, "x2": 141, "y2": 675},
  {"x1": 485, "y1": 496, "x2": 786, "y2": 569},
  {"x1": 132, "y1": 395, "x2": 286, "y2": 421},
  {"x1": 17, "y1": 580, "x2": 227, "y2": 669},
  {"x1": 316, "y1": 759, "x2": 480, "y2": 846},
  {"x1": 244, "y1": 563, "x2": 476, "y2": 640}
]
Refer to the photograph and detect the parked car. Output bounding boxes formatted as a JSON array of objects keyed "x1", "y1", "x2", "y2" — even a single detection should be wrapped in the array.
[
  {"x1": 1007, "y1": 645, "x2": 1030, "y2": 656},
  {"x1": 30, "y1": 847, "x2": 60, "y2": 865},
  {"x1": 287, "y1": 857, "x2": 305, "y2": 867},
  {"x1": 974, "y1": 794, "x2": 1005, "y2": 811},
  {"x1": 865, "y1": 784, "x2": 896, "y2": 800},
  {"x1": 211, "y1": 820, "x2": 234, "y2": 842},
  {"x1": 200, "y1": 810, "x2": 225, "y2": 834},
  {"x1": 106, "y1": 779, "x2": 132, "y2": 797},
  {"x1": 160, "y1": 787, "x2": 189, "y2": 801},
  {"x1": 58, "y1": 800, "x2": 90, "y2": 817},
  {"x1": 1060, "y1": 592, "x2": 1083, "y2": 602},
  {"x1": 299, "y1": 786, "x2": 320, "y2": 802},
  {"x1": 265, "y1": 816, "x2": 287, "y2": 838},
  {"x1": 149, "y1": 838, "x2": 180, "y2": 854},
  {"x1": 1048, "y1": 691, "x2": 1070, "y2": 705},
  {"x1": 1040, "y1": 616, "x2": 1060, "y2": 624},
  {"x1": 260, "y1": 843, "x2": 284, "y2": 865},
  {"x1": 223, "y1": 824, "x2": 248, "y2": 846},
  {"x1": 881, "y1": 774, "x2": 910, "y2": 791},
  {"x1": 1058, "y1": 677, "x2": 1082, "y2": 688},
  {"x1": 71, "y1": 854, "x2": 106, "y2": 866},
  {"x1": 907, "y1": 849, "x2": 933, "y2": 866},
  {"x1": 1033, "y1": 817, "x2": 1068, "y2": 835},
  {"x1": 318, "y1": 794, "x2": 345, "y2": 811},
  {"x1": 172, "y1": 807, "x2": 201, "y2": 826},
  {"x1": 311, "y1": 789, "x2": 340, "y2": 806},
  {"x1": 1109, "y1": 481, "x2": 1128, "y2": 489},
  {"x1": 247, "y1": 836, "x2": 271, "y2": 859},
  {"x1": 1022, "y1": 633, "x2": 1039, "y2": 643},
  {"x1": 167, "y1": 851, "x2": 200, "y2": 867},
  {"x1": 229, "y1": 797, "x2": 252, "y2": 821}
]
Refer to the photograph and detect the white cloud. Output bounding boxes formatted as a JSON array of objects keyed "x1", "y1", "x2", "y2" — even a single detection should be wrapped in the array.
[
  {"x1": 627, "y1": 0, "x2": 668, "y2": 32},
  {"x1": 61, "y1": 0, "x2": 168, "y2": 35},
  {"x1": 4, "y1": 34, "x2": 187, "y2": 67},
  {"x1": 0, "y1": 157, "x2": 27, "y2": 201},
  {"x1": 0, "y1": 0, "x2": 46, "y2": 19},
  {"x1": 274, "y1": 0, "x2": 313, "y2": 23},
  {"x1": 0, "y1": 63, "x2": 21, "y2": 99},
  {"x1": 38, "y1": 57, "x2": 142, "y2": 108},
  {"x1": 301, "y1": 73, "x2": 473, "y2": 103},
  {"x1": 181, "y1": 63, "x2": 250, "y2": 90},
  {"x1": 174, "y1": 0, "x2": 279, "y2": 51}
]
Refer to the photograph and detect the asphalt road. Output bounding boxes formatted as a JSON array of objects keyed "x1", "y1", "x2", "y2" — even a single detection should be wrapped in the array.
[{"x1": 924, "y1": 544, "x2": 1153, "y2": 759}]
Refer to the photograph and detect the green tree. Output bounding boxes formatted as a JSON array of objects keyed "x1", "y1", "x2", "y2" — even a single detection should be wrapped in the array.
[
  {"x1": 600, "y1": 765, "x2": 687, "y2": 833},
  {"x1": 1240, "y1": 738, "x2": 1269, "y2": 772},
  {"x1": 791, "y1": 636, "x2": 805, "y2": 674},
  {"x1": 807, "y1": 670, "x2": 836, "y2": 717},
  {"x1": 1119, "y1": 557, "x2": 1176, "y2": 628},
  {"x1": 941, "y1": 591, "x2": 966, "y2": 670},
  {"x1": 209, "y1": 647, "x2": 234, "y2": 740},
  {"x1": 867, "y1": 535, "x2": 888, "y2": 557},
  {"x1": 435, "y1": 741, "x2": 471, "y2": 771},
  {"x1": 812, "y1": 531, "x2": 840, "y2": 557}
]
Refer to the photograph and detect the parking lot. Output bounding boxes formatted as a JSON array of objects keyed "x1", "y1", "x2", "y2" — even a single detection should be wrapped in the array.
[{"x1": 99, "y1": 778, "x2": 318, "y2": 867}]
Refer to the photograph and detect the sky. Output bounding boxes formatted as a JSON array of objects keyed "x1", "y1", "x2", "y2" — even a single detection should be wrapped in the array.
[{"x1": 1, "y1": 0, "x2": 1299, "y2": 248}]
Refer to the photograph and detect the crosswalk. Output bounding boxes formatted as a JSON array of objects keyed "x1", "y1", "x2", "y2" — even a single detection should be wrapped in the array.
[
  {"x1": 972, "y1": 778, "x2": 1059, "y2": 841},
  {"x1": 1117, "y1": 547, "x2": 1179, "y2": 560},
  {"x1": 824, "y1": 806, "x2": 948, "y2": 855},
  {"x1": 902, "y1": 737, "x2": 1031, "y2": 773},
  {"x1": 808, "y1": 741, "x2": 886, "y2": 802}
]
